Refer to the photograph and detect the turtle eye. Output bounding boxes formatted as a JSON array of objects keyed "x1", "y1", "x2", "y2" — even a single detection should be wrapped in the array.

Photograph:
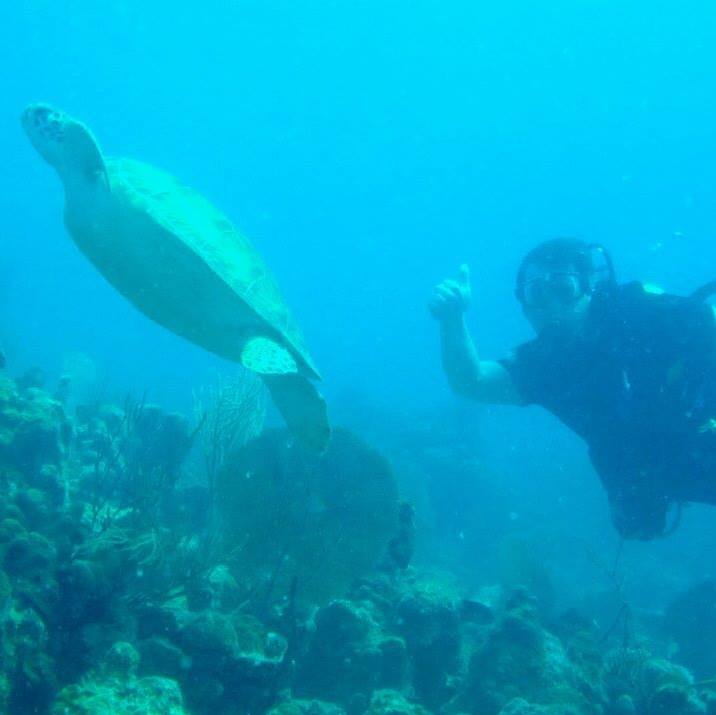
[{"x1": 31, "y1": 106, "x2": 51, "y2": 126}]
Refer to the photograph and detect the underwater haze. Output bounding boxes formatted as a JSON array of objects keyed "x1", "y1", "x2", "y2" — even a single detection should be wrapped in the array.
[{"x1": 3, "y1": 1, "x2": 716, "y2": 714}]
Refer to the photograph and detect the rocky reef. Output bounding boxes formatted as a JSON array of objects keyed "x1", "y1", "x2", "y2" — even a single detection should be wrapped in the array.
[{"x1": 1, "y1": 366, "x2": 716, "y2": 715}]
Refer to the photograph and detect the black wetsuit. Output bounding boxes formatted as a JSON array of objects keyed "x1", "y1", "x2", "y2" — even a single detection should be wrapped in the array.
[{"x1": 503, "y1": 281, "x2": 716, "y2": 539}]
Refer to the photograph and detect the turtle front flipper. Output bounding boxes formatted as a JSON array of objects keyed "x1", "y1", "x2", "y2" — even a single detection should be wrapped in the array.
[{"x1": 262, "y1": 373, "x2": 330, "y2": 453}]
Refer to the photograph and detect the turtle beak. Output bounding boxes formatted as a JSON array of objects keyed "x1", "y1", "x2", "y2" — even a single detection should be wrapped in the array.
[{"x1": 22, "y1": 103, "x2": 45, "y2": 128}]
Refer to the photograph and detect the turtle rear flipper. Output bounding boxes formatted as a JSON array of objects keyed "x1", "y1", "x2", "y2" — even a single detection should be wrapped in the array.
[
  {"x1": 240, "y1": 337, "x2": 330, "y2": 452},
  {"x1": 240, "y1": 336, "x2": 298, "y2": 374},
  {"x1": 263, "y1": 373, "x2": 330, "y2": 453}
]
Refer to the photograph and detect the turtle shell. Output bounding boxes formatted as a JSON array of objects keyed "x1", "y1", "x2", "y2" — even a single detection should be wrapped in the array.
[{"x1": 99, "y1": 157, "x2": 320, "y2": 378}]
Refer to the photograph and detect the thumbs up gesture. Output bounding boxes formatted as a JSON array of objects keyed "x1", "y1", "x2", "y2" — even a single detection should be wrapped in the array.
[{"x1": 428, "y1": 264, "x2": 472, "y2": 322}]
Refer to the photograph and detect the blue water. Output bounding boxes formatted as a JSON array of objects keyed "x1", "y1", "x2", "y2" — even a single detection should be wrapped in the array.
[{"x1": 4, "y1": 1, "x2": 716, "y2": 605}]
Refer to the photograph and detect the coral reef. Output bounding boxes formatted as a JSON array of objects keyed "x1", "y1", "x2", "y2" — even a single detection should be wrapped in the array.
[
  {"x1": 216, "y1": 427, "x2": 399, "y2": 606},
  {"x1": 664, "y1": 580, "x2": 716, "y2": 679},
  {"x1": 296, "y1": 598, "x2": 407, "y2": 706},
  {"x1": 448, "y1": 586, "x2": 599, "y2": 714},
  {"x1": 51, "y1": 642, "x2": 188, "y2": 714},
  {"x1": 2, "y1": 364, "x2": 716, "y2": 715}
]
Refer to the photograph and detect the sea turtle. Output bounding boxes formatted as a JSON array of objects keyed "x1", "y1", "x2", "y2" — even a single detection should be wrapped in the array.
[{"x1": 21, "y1": 104, "x2": 329, "y2": 451}]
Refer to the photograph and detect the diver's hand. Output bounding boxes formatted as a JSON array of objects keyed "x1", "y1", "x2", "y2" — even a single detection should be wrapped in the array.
[{"x1": 429, "y1": 264, "x2": 471, "y2": 322}]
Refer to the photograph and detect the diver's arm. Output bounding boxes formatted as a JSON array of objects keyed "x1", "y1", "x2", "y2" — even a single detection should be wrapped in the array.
[
  {"x1": 439, "y1": 316, "x2": 522, "y2": 404},
  {"x1": 430, "y1": 265, "x2": 524, "y2": 405}
]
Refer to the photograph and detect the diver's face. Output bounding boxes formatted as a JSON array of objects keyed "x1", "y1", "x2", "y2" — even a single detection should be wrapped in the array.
[{"x1": 520, "y1": 261, "x2": 591, "y2": 334}]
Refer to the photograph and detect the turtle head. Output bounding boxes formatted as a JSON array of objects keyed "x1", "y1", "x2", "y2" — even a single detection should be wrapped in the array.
[{"x1": 21, "y1": 104, "x2": 107, "y2": 187}]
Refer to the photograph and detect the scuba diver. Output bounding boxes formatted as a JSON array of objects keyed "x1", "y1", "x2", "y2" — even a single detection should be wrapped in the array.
[{"x1": 430, "y1": 238, "x2": 716, "y2": 539}]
